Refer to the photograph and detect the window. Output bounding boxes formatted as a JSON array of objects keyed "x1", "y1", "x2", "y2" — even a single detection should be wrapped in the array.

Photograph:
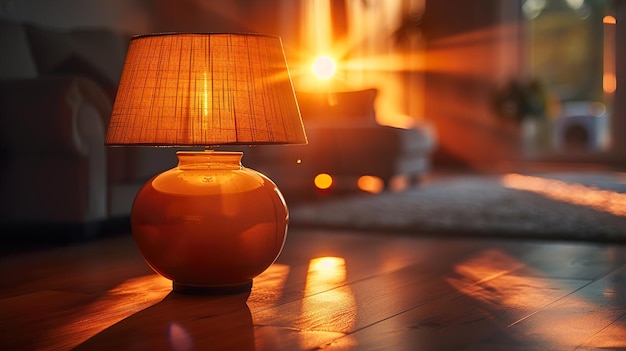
[{"x1": 523, "y1": 0, "x2": 618, "y2": 159}]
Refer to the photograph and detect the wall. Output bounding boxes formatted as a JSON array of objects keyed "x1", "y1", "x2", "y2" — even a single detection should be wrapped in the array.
[
  {"x1": 0, "y1": 0, "x2": 152, "y2": 34},
  {"x1": 421, "y1": 0, "x2": 626, "y2": 170},
  {"x1": 611, "y1": 1, "x2": 626, "y2": 166},
  {"x1": 0, "y1": 0, "x2": 428, "y2": 131},
  {"x1": 0, "y1": 0, "x2": 296, "y2": 36},
  {"x1": 421, "y1": 0, "x2": 525, "y2": 170}
]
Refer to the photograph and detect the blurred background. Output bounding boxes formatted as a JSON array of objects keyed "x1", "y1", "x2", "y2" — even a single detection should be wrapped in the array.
[
  {"x1": 1, "y1": 0, "x2": 622, "y2": 171},
  {"x1": 1, "y1": 0, "x2": 624, "y2": 243}
]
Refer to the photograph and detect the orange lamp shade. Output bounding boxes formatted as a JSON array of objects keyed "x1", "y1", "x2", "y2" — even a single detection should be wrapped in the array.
[{"x1": 106, "y1": 33, "x2": 307, "y2": 146}]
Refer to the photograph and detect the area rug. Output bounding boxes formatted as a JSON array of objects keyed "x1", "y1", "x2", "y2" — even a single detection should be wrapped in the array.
[{"x1": 289, "y1": 171, "x2": 626, "y2": 243}]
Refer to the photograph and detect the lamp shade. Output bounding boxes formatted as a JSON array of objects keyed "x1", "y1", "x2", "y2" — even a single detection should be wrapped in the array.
[{"x1": 105, "y1": 33, "x2": 307, "y2": 146}]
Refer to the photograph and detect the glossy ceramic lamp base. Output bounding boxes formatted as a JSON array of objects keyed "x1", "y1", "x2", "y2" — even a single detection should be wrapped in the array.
[{"x1": 131, "y1": 151, "x2": 289, "y2": 295}]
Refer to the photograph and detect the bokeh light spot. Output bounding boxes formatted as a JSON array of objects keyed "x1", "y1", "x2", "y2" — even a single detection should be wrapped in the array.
[
  {"x1": 314, "y1": 173, "x2": 333, "y2": 189},
  {"x1": 312, "y1": 56, "x2": 336, "y2": 80}
]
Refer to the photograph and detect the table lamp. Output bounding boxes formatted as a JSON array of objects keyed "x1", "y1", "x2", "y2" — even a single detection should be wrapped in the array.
[{"x1": 106, "y1": 33, "x2": 307, "y2": 294}]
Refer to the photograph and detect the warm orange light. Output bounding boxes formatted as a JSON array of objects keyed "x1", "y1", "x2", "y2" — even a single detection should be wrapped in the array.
[
  {"x1": 106, "y1": 33, "x2": 307, "y2": 146},
  {"x1": 603, "y1": 73, "x2": 617, "y2": 93},
  {"x1": 105, "y1": 33, "x2": 307, "y2": 295},
  {"x1": 603, "y1": 14, "x2": 616, "y2": 95},
  {"x1": 133, "y1": 151, "x2": 289, "y2": 293},
  {"x1": 314, "y1": 173, "x2": 333, "y2": 190},
  {"x1": 449, "y1": 249, "x2": 626, "y2": 348},
  {"x1": 389, "y1": 175, "x2": 410, "y2": 192},
  {"x1": 53, "y1": 275, "x2": 171, "y2": 349},
  {"x1": 357, "y1": 175, "x2": 384, "y2": 194},
  {"x1": 312, "y1": 55, "x2": 336, "y2": 80},
  {"x1": 248, "y1": 263, "x2": 290, "y2": 305},
  {"x1": 447, "y1": 250, "x2": 537, "y2": 308},
  {"x1": 502, "y1": 174, "x2": 626, "y2": 217},
  {"x1": 603, "y1": 15, "x2": 616, "y2": 24},
  {"x1": 308, "y1": 257, "x2": 346, "y2": 278},
  {"x1": 168, "y1": 323, "x2": 194, "y2": 351},
  {"x1": 303, "y1": 257, "x2": 357, "y2": 331}
]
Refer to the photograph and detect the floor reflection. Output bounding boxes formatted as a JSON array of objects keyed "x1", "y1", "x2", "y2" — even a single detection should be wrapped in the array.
[
  {"x1": 502, "y1": 173, "x2": 626, "y2": 217},
  {"x1": 44, "y1": 274, "x2": 171, "y2": 350},
  {"x1": 302, "y1": 257, "x2": 357, "y2": 333},
  {"x1": 447, "y1": 248, "x2": 626, "y2": 348},
  {"x1": 73, "y1": 290, "x2": 254, "y2": 350}
]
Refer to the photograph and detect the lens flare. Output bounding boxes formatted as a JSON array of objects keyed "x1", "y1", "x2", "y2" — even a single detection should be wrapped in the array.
[
  {"x1": 357, "y1": 175, "x2": 384, "y2": 194},
  {"x1": 312, "y1": 56, "x2": 336, "y2": 79}
]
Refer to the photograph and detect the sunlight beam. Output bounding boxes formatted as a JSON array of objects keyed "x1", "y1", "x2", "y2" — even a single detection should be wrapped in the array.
[
  {"x1": 302, "y1": 257, "x2": 357, "y2": 333},
  {"x1": 502, "y1": 174, "x2": 626, "y2": 217}
]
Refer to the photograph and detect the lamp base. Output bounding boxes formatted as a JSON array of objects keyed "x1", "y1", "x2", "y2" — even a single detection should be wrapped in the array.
[
  {"x1": 173, "y1": 280, "x2": 253, "y2": 295},
  {"x1": 131, "y1": 150, "x2": 289, "y2": 295}
]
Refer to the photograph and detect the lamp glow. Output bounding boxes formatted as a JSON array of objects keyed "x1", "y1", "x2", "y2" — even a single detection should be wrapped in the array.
[
  {"x1": 314, "y1": 173, "x2": 333, "y2": 190},
  {"x1": 312, "y1": 56, "x2": 336, "y2": 80},
  {"x1": 106, "y1": 33, "x2": 307, "y2": 294},
  {"x1": 357, "y1": 175, "x2": 384, "y2": 194}
]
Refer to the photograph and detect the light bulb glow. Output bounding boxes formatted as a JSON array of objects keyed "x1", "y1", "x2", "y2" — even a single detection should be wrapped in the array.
[
  {"x1": 312, "y1": 56, "x2": 336, "y2": 80},
  {"x1": 314, "y1": 173, "x2": 333, "y2": 190}
]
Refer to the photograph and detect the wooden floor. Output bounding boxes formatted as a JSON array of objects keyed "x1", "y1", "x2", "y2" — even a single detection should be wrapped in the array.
[{"x1": 1, "y1": 228, "x2": 625, "y2": 350}]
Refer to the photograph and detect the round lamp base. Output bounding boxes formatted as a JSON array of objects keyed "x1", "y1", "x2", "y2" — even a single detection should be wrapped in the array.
[{"x1": 132, "y1": 151, "x2": 289, "y2": 295}]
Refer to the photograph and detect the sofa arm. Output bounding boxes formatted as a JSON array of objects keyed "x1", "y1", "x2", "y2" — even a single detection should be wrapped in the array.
[
  {"x1": 0, "y1": 76, "x2": 112, "y2": 224},
  {"x1": 0, "y1": 76, "x2": 112, "y2": 157}
]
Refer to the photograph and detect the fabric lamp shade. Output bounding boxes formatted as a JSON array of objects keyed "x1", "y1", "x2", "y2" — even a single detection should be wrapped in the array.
[{"x1": 105, "y1": 33, "x2": 307, "y2": 146}]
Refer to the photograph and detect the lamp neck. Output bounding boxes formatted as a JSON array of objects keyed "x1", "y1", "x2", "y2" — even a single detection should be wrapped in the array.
[{"x1": 176, "y1": 150, "x2": 243, "y2": 170}]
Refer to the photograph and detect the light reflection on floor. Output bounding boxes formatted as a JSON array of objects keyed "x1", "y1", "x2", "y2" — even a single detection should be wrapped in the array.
[
  {"x1": 447, "y1": 249, "x2": 626, "y2": 348},
  {"x1": 302, "y1": 257, "x2": 357, "y2": 333},
  {"x1": 502, "y1": 173, "x2": 626, "y2": 217},
  {"x1": 168, "y1": 322, "x2": 194, "y2": 351},
  {"x1": 251, "y1": 263, "x2": 291, "y2": 304},
  {"x1": 46, "y1": 274, "x2": 171, "y2": 350}
]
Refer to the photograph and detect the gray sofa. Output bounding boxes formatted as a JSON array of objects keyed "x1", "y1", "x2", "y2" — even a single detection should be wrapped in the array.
[
  {"x1": 0, "y1": 19, "x2": 435, "y2": 243},
  {"x1": 0, "y1": 19, "x2": 178, "y2": 242},
  {"x1": 243, "y1": 89, "x2": 436, "y2": 202}
]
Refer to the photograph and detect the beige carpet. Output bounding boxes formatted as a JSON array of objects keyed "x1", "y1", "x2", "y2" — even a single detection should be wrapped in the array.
[{"x1": 289, "y1": 171, "x2": 626, "y2": 243}]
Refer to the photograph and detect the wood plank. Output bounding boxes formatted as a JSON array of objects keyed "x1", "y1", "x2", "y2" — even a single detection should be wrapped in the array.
[
  {"x1": 1, "y1": 229, "x2": 624, "y2": 351},
  {"x1": 577, "y1": 312, "x2": 626, "y2": 350},
  {"x1": 0, "y1": 275, "x2": 171, "y2": 351},
  {"x1": 0, "y1": 290, "x2": 94, "y2": 351},
  {"x1": 318, "y1": 262, "x2": 591, "y2": 350},
  {"x1": 469, "y1": 265, "x2": 626, "y2": 350},
  {"x1": 500, "y1": 241, "x2": 626, "y2": 280},
  {"x1": 251, "y1": 243, "x2": 543, "y2": 336},
  {"x1": 72, "y1": 292, "x2": 256, "y2": 350},
  {"x1": 248, "y1": 230, "x2": 486, "y2": 310},
  {"x1": 70, "y1": 291, "x2": 346, "y2": 351},
  {"x1": 0, "y1": 235, "x2": 153, "y2": 299}
]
